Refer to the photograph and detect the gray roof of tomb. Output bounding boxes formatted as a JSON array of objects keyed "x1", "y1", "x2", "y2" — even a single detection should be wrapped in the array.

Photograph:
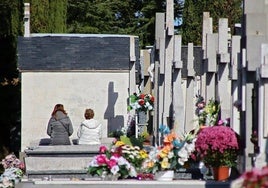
[{"x1": 17, "y1": 34, "x2": 139, "y2": 71}]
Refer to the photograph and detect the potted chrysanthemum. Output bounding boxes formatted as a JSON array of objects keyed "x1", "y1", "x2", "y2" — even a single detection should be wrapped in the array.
[{"x1": 194, "y1": 125, "x2": 239, "y2": 181}]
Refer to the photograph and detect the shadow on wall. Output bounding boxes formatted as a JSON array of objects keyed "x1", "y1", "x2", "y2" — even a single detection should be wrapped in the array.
[{"x1": 104, "y1": 82, "x2": 124, "y2": 136}]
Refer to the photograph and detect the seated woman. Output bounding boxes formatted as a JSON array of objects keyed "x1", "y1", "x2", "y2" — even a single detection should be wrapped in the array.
[
  {"x1": 47, "y1": 104, "x2": 74, "y2": 145},
  {"x1": 77, "y1": 108, "x2": 102, "y2": 145}
]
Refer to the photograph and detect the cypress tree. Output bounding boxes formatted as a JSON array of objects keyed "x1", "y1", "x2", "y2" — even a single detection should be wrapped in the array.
[
  {"x1": 181, "y1": 0, "x2": 242, "y2": 45},
  {"x1": 29, "y1": 0, "x2": 67, "y2": 33},
  {"x1": 0, "y1": 0, "x2": 23, "y2": 156},
  {"x1": 67, "y1": 0, "x2": 183, "y2": 48}
]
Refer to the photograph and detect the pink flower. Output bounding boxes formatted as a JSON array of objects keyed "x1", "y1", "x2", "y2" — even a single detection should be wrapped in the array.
[
  {"x1": 19, "y1": 162, "x2": 25, "y2": 170},
  {"x1": 96, "y1": 154, "x2": 107, "y2": 165},
  {"x1": 107, "y1": 158, "x2": 117, "y2": 169},
  {"x1": 194, "y1": 125, "x2": 239, "y2": 166},
  {"x1": 99, "y1": 145, "x2": 108, "y2": 153}
]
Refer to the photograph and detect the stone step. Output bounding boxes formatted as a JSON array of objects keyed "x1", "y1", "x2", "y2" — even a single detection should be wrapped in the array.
[
  {"x1": 24, "y1": 156, "x2": 91, "y2": 179},
  {"x1": 16, "y1": 179, "x2": 232, "y2": 188},
  {"x1": 23, "y1": 138, "x2": 114, "y2": 179}
]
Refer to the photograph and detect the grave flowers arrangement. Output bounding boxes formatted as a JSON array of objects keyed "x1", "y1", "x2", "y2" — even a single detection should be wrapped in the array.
[
  {"x1": 88, "y1": 138, "x2": 149, "y2": 179},
  {"x1": 143, "y1": 125, "x2": 197, "y2": 173},
  {"x1": 128, "y1": 92, "x2": 154, "y2": 112},
  {"x1": 231, "y1": 166, "x2": 268, "y2": 188},
  {"x1": 0, "y1": 154, "x2": 25, "y2": 188},
  {"x1": 196, "y1": 97, "x2": 220, "y2": 126},
  {"x1": 193, "y1": 125, "x2": 239, "y2": 168}
]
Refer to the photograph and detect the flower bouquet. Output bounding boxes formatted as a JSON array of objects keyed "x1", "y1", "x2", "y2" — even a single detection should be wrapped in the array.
[
  {"x1": 128, "y1": 93, "x2": 154, "y2": 112},
  {"x1": 194, "y1": 125, "x2": 239, "y2": 168},
  {"x1": 88, "y1": 139, "x2": 148, "y2": 180},
  {"x1": 196, "y1": 97, "x2": 220, "y2": 126},
  {"x1": 0, "y1": 154, "x2": 25, "y2": 188},
  {"x1": 143, "y1": 125, "x2": 197, "y2": 174}
]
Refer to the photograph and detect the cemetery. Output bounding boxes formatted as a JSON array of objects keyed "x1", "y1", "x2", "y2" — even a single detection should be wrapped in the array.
[{"x1": 1, "y1": 0, "x2": 268, "y2": 187}]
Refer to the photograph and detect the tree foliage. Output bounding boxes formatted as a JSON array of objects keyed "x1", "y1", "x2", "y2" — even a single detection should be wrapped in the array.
[
  {"x1": 67, "y1": 0, "x2": 183, "y2": 48},
  {"x1": 0, "y1": 0, "x2": 23, "y2": 157},
  {"x1": 28, "y1": 0, "x2": 67, "y2": 33},
  {"x1": 181, "y1": 0, "x2": 242, "y2": 45}
]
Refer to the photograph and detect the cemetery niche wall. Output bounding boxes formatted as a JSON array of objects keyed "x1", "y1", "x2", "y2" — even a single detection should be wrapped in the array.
[{"x1": 17, "y1": 34, "x2": 139, "y2": 150}]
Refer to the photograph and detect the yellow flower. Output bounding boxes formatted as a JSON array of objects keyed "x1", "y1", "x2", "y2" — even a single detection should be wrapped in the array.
[
  {"x1": 115, "y1": 141, "x2": 125, "y2": 147},
  {"x1": 159, "y1": 150, "x2": 168, "y2": 158},
  {"x1": 139, "y1": 150, "x2": 148, "y2": 158},
  {"x1": 160, "y1": 157, "x2": 170, "y2": 169},
  {"x1": 146, "y1": 160, "x2": 155, "y2": 168}
]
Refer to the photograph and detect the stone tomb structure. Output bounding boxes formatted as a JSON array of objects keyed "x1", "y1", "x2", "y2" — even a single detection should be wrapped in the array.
[
  {"x1": 18, "y1": 34, "x2": 139, "y2": 150},
  {"x1": 17, "y1": 34, "x2": 139, "y2": 178}
]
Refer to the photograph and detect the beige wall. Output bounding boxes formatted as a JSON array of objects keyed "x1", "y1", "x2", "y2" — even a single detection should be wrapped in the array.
[{"x1": 21, "y1": 71, "x2": 129, "y2": 150}]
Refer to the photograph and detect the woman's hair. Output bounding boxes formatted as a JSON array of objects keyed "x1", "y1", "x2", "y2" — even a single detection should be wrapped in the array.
[
  {"x1": 51, "y1": 104, "x2": 67, "y2": 116},
  {"x1": 84, "y1": 109, "x2": 94, "y2": 119}
]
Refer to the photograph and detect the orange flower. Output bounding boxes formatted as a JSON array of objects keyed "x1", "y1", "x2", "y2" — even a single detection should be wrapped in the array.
[
  {"x1": 146, "y1": 160, "x2": 155, "y2": 168},
  {"x1": 163, "y1": 132, "x2": 176, "y2": 143}
]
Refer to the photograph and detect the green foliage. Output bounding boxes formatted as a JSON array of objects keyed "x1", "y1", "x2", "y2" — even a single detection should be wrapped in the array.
[
  {"x1": 29, "y1": 0, "x2": 67, "y2": 33},
  {"x1": 67, "y1": 0, "x2": 183, "y2": 48},
  {"x1": 119, "y1": 136, "x2": 132, "y2": 146},
  {"x1": 129, "y1": 136, "x2": 143, "y2": 149},
  {"x1": 204, "y1": 149, "x2": 238, "y2": 167},
  {"x1": 0, "y1": 0, "x2": 23, "y2": 36},
  {"x1": 109, "y1": 129, "x2": 124, "y2": 138},
  {"x1": 0, "y1": 0, "x2": 23, "y2": 155},
  {"x1": 181, "y1": 0, "x2": 243, "y2": 45}
]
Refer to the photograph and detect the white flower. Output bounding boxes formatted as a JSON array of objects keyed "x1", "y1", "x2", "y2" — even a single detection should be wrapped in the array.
[
  {"x1": 110, "y1": 165, "x2": 119, "y2": 175},
  {"x1": 177, "y1": 147, "x2": 188, "y2": 159},
  {"x1": 167, "y1": 151, "x2": 174, "y2": 159},
  {"x1": 89, "y1": 158, "x2": 99, "y2": 167},
  {"x1": 117, "y1": 156, "x2": 127, "y2": 166},
  {"x1": 1, "y1": 177, "x2": 13, "y2": 188},
  {"x1": 147, "y1": 105, "x2": 153, "y2": 110},
  {"x1": 178, "y1": 157, "x2": 188, "y2": 166},
  {"x1": 134, "y1": 146, "x2": 140, "y2": 150},
  {"x1": 128, "y1": 165, "x2": 137, "y2": 177},
  {"x1": 122, "y1": 150, "x2": 130, "y2": 154},
  {"x1": 185, "y1": 142, "x2": 195, "y2": 153},
  {"x1": 132, "y1": 151, "x2": 139, "y2": 156}
]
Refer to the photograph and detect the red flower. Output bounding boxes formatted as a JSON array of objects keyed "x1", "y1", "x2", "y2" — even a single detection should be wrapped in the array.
[
  {"x1": 139, "y1": 94, "x2": 145, "y2": 99},
  {"x1": 138, "y1": 99, "x2": 145, "y2": 106}
]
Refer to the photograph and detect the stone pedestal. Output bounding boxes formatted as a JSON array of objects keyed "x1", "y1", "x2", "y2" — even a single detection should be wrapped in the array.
[{"x1": 138, "y1": 111, "x2": 147, "y2": 124}]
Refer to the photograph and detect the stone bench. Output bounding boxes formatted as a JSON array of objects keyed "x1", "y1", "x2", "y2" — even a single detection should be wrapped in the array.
[{"x1": 23, "y1": 138, "x2": 114, "y2": 179}]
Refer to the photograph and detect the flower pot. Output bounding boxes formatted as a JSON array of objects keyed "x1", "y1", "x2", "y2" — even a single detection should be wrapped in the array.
[
  {"x1": 212, "y1": 166, "x2": 230, "y2": 181},
  {"x1": 155, "y1": 170, "x2": 174, "y2": 181}
]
